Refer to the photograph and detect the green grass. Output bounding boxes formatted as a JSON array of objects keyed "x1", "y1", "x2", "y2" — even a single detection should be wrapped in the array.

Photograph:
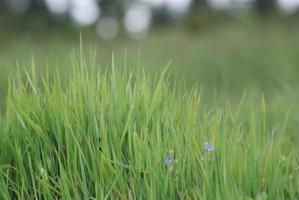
[
  {"x1": 0, "y1": 22, "x2": 299, "y2": 199},
  {"x1": 1, "y1": 24, "x2": 299, "y2": 121},
  {"x1": 0, "y1": 50, "x2": 298, "y2": 199},
  {"x1": 2, "y1": 23, "x2": 299, "y2": 98}
]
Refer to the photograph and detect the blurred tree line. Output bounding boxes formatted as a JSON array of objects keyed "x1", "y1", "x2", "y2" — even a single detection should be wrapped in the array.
[
  {"x1": 0, "y1": 0, "x2": 297, "y2": 38},
  {"x1": 0, "y1": 0, "x2": 281, "y2": 17}
]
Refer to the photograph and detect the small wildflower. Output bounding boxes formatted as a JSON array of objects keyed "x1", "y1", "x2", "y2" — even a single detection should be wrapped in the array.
[
  {"x1": 205, "y1": 142, "x2": 215, "y2": 152},
  {"x1": 164, "y1": 155, "x2": 174, "y2": 166}
]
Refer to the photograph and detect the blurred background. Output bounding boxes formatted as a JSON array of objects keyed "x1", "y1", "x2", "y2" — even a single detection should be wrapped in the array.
[
  {"x1": 1, "y1": 0, "x2": 299, "y2": 153},
  {"x1": 1, "y1": 0, "x2": 299, "y2": 102}
]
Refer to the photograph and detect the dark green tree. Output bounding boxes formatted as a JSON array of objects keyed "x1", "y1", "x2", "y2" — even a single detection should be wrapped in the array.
[{"x1": 255, "y1": 0, "x2": 276, "y2": 16}]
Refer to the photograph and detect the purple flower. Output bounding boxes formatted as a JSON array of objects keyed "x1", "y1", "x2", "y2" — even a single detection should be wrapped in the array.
[
  {"x1": 164, "y1": 155, "x2": 174, "y2": 166},
  {"x1": 205, "y1": 142, "x2": 215, "y2": 152}
]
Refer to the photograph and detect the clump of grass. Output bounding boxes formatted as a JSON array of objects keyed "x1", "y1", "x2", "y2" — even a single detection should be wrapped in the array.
[{"x1": 0, "y1": 56, "x2": 298, "y2": 199}]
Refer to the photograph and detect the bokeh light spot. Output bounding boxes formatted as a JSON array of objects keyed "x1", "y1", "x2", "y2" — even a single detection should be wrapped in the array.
[
  {"x1": 96, "y1": 17, "x2": 119, "y2": 41},
  {"x1": 124, "y1": 3, "x2": 152, "y2": 39},
  {"x1": 70, "y1": 1, "x2": 100, "y2": 27},
  {"x1": 45, "y1": 0, "x2": 69, "y2": 15}
]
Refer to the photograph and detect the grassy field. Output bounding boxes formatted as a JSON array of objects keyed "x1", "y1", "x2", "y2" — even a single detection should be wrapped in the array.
[
  {"x1": 2, "y1": 23, "x2": 299, "y2": 94},
  {"x1": 0, "y1": 62, "x2": 298, "y2": 199},
  {"x1": 0, "y1": 23, "x2": 298, "y2": 199}
]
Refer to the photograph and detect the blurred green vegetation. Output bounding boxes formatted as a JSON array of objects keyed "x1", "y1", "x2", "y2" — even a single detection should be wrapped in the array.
[
  {"x1": 1, "y1": 22, "x2": 299, "y2": 141},
  {"x1": 0, "y1": 10, "x2": 299, "y2": 198},
  {"x1": 1, "y1": 21, "x2": 299, "y2": 96}
]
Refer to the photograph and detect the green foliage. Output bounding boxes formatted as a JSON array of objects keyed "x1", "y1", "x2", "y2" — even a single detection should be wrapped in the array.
[{"x1": 0, "y1": 53, "x2": 297, "y2": 199}]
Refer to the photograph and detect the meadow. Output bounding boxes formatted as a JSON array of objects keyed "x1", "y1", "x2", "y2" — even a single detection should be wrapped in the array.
[{"x1": 0, "y1": 23, "x2": 298, "y2": 199}]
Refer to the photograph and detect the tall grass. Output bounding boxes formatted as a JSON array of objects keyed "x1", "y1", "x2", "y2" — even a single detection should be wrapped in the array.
[{"x1": 0, "y1": 54, "x2": 298, "y2": 199}]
